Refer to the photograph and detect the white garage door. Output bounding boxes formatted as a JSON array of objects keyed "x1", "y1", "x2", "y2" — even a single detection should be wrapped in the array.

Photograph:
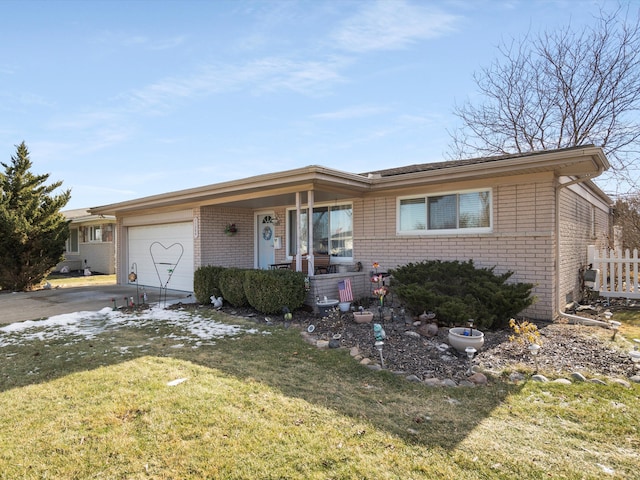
[{"x1": 128, "y1": 223, "x2": 194, "y2": 292}]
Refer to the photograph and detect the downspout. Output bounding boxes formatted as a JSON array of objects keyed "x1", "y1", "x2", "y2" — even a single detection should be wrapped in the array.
[{"x1": 555, "y1": 167, "x2": 609, "y2": 327}]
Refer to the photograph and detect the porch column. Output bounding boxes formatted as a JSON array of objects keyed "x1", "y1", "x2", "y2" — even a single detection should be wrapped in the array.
[
  {"x1": 307, "y1": 190, "x2": 314, "y2": 276},
  {"x1": 295, "y1": 192, "x2": 302, "y2": 272}
]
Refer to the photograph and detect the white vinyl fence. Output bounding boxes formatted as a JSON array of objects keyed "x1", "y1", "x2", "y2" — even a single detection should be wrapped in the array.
[{"x1": 587, "y1": 245, "x2": 640, "y2": 300}]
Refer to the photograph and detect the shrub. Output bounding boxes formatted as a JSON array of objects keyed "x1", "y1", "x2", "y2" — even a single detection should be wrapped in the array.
[
  {"x1": 193, "y1": 265, "x2": 226, "y2": 304},
  {"x1": 219, "y1": 268, "x2": 249, "y2": 307},
  {"x1": 244, "y1": 269, "x2": 307, "y2": 314},
  {"x1": 389, "y1": 260, "x2": 535, "y2": 330}
]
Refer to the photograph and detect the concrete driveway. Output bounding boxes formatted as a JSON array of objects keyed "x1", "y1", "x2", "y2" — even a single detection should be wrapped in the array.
[{"x1": 0, "y1": 284, "x2": 196, "y2": 324}]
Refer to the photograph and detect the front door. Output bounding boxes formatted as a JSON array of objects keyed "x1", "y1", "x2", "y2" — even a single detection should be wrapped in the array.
[{"x1": 257, "y1": 214, "x2": 275, "y2": 270}]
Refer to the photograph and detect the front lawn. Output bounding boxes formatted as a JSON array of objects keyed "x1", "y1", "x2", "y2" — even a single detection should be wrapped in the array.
[{"x1": 0, "y1": 306, "x2": 638, "y2": 479}]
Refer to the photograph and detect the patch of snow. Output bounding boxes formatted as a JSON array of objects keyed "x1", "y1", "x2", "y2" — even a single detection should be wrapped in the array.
[
  {"x1": 167, "y1": 378, "x2": 188, "y2": 387},
  {"x1": 0, "y1": 305, "x2": 263, "y2": 348},
  {"x1": 596, "y1": 463, "x2": 615, "y2": 475}
]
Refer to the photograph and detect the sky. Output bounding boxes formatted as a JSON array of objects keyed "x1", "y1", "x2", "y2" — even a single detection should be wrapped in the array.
[{"x1": 0, "y1": 0, "x2": 630, "y2": 211}]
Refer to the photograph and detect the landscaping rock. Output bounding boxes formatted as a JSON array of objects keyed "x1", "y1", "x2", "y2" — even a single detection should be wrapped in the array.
[
  {"x1": 532, "y1": 374, "x2": 549, "y2": 382},
  {"x1": 442, "y1": 378, "x2": 457, "y2": 387},
  {"x1": 211, "y1": 302, "x2": 639, "y2": 385},
  {"x1": 553, "y1": 378, "x2": 572, "y2": 385},
  {"x1": 404, "y1": 331, "x2": 421, "y2": 339},
  {"x1": 571, "y1": 372, "x2": 587, "y2": 382},
  {"x1": 590, "y1": 378, "x2": 607, "y2": 385},
  {"x1": 629, "y1": 375, "x2": 640, "y2": 383},
  {"x1": 509, "y1": 372, "x2": 525, "y2": 383},
  {"x1": 423, "y1": 378, "x2": 441, "y2": 387},
  {"x1": 417, "y1": 323, "x2": 438, "y2": 337},
  {"x1": 405, "y1": 374, "x2": 421, "y2": 382},
  {"x1": 610, "y1": 378, "x2": 631, "y2": 388},
  {"x1": 468, "y1": 372, "x2": 488, "y2": 385}
]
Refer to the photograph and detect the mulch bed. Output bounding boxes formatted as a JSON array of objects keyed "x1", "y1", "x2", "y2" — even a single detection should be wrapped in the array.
[{"x1": 175, "y1": 301, "x2": 639, "y2": 382}]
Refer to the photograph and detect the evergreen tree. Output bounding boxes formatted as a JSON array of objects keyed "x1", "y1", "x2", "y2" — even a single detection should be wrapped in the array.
[{"x1": 0, "y1": 142, "x2": 71, "y2": 291}]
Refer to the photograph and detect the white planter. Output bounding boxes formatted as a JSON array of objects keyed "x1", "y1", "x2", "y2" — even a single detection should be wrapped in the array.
[
  {"x1": 448, "y1": 327, "x2": 485, "y2": 352},
  {"x1": 338, "y1": 301, "x2": 351, "y2": 312}
]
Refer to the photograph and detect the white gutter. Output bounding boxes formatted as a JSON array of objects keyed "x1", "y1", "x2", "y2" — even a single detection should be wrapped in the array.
[{"x1": 555, "y1": 162, "x2": 610, "y2": 327}]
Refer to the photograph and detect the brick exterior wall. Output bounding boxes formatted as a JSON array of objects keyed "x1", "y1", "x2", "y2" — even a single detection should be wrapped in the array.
[
  {"x1": 348, "y1": 175, "x2": 610, "y2": 321},
  {"x1": 557, "y1": 184, "x2": 611, "y2": 310},
  {"x1": 351, "y1": 181, "x2": 556, "y2": 320},
  {"x1": 196, "y1": 205, "x2": 255, "y2": 268}
]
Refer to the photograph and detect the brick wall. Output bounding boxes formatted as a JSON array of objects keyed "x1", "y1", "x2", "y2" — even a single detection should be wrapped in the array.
[
  {"x1": 557, "y1": 185, "x2": 611, "y2": 310},
  {"x1": 353, "y1": 180, "x2": 558, "y2": 320},
  {"x1": 197, "y1": 205, "x2": 255, "y2": 268},
  {"x1": 347, "y1": 177, "x2": 610, "y2": 320}
]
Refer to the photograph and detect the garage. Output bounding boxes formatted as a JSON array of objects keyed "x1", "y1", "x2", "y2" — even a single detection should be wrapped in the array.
[{"x1": 127, "y1": 222, "x2": 194, "y2": 292}]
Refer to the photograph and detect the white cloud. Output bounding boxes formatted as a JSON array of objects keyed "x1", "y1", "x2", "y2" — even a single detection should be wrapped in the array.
[
  {"x1": 331, "y1": 0, "x2": 460, "y2": 53},
  {"x1": 96, "y1": 31, "x2": 186, "y2": 51},
  {"x1": 126, "y1": 55, "x2": 350, "y2": 111},
  {"x1": 312, "y1": 105, "x2": 390, "y2": 120}
]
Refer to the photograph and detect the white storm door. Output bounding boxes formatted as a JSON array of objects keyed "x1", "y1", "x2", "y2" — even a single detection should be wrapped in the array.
[{"x1": 257, "y1": 214, "x2": 275, "y2": 270}]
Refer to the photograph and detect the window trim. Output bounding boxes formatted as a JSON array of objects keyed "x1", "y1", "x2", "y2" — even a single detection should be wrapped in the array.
[{"x1": 397, "y1": 188, "x2": 493, "y2": 235}]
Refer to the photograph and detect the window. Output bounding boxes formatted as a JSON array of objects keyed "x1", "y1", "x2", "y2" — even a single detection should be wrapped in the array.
[
  {"x1": 88, "y1": 225, "x2": 102, "y2": 242},
  {"x1": 288, "y1": 204, "x2": 353, "y2": 259},
  {"x1": 66, "y1": 228, "x2": 79, "y2": 253},
  {"x1": 398, "y1": 189, "x2": 492, "y2": 234}
]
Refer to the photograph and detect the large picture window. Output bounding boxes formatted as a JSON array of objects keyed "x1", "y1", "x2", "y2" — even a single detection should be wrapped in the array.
[
  {"x1": 66, "y1": 228, "x2": 79, "y2": 253},
  {"x1": 288, "y1": 204, "x2": 353, "y2": 259},
  {"x1": 89, "y1": 225, "x2": 102, "y2": 242},
  {"x1": 81, "y1": 224, "x2": 113, "y2": 243},
  {"x1": 398, "y1": 189, "x2": 492, "y2": 234}
]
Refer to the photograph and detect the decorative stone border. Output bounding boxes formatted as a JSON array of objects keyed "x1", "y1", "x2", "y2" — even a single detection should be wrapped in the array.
[{"x1": 300, "y1": 330, "x2": 640, "y2": 388}]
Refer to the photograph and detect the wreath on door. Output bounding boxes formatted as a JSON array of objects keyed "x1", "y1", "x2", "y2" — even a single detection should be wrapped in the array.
[{"x1": 262, "y1": 226, "x2": 273, "y2": 241}]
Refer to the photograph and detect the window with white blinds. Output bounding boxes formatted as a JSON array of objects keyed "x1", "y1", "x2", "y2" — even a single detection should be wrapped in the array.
[{"x1": 398, "y1": 189, "x2": 492, "y2": 234}]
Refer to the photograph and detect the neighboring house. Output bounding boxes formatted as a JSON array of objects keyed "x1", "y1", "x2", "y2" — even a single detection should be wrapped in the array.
[
  {"x1": 90, "y1": 146, "x2": 612, "y2": 321},
  {"x1": 55, "y1": 209, "x2": 116, "y2": 275}
]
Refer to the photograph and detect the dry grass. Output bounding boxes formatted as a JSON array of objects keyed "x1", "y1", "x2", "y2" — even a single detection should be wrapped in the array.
[
  {"x1": 0, "y1": 308, "x2": 638, "y2": 479},
  {"x1": 613, "y1": 308, "x2": 640, "y2": 342},
  {"x1": 45, "y1": 273, "x2": 116, "y2": 288}
]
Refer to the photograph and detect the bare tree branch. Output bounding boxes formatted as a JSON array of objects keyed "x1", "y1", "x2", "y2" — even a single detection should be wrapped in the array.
[{"x1": 448, "y1": 5, "x2": 640, "y2": 195}]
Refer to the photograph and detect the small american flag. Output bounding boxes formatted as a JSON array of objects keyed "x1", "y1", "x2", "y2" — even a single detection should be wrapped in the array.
[{"x1": 338, "y1": 278, "x2": 353, "y2": 302}]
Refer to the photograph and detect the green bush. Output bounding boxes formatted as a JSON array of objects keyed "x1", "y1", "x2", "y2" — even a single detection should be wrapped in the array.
[
  {"x1": 244, "y1": 269, "x2": 307, "y2": 314},
  {"x1": 219, "y1": 268, "x2": 249, "y2": 307},
  {"x1": 193, "y1": 265, "x2": 226, "y2": 304},
  {"x1": 389, "y1": 260, "x2": 535, "y2": 330}
]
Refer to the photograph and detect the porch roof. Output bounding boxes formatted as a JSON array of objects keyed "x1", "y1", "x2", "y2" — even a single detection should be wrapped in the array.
[
  {"x1": 63, "y1": 208, "x2": 116, "y2": 224},
  {"x1": 90, "y1": 145, "x2": 610, "y2": 215}
]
